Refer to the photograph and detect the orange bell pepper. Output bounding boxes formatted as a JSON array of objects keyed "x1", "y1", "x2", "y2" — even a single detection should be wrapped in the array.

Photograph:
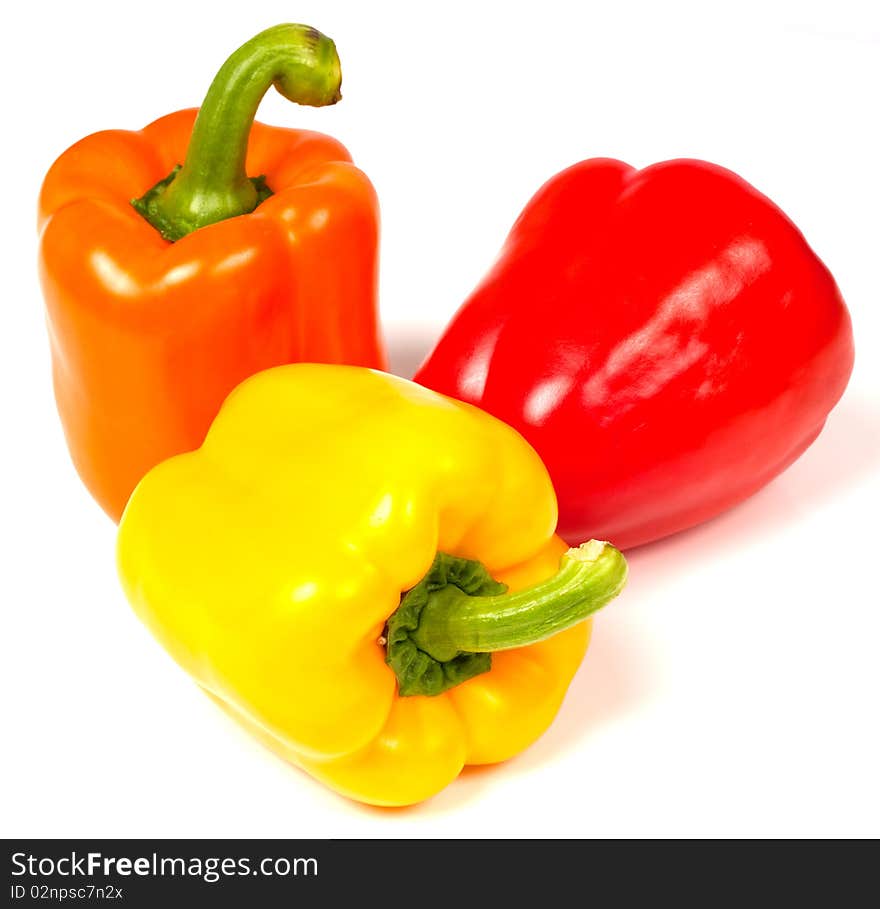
[{"x1": 37, "y1": 24, "x2": 384, "y2": 522}]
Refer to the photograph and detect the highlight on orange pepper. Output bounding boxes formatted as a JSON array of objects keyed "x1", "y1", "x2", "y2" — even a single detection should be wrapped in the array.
[{"x1": 38, "y1": 24, "x2": 384, "y2": 522}]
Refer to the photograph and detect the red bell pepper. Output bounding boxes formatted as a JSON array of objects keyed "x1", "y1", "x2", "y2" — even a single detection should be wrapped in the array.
[{"x1": 415, "y1": 158, "x2": 855, "y2": 550}]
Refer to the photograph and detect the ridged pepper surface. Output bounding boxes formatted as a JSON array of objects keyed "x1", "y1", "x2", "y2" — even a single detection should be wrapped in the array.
[
  {"x1": 39, "y1": 25, "x2": 383, "y2": 521},
  {"x1": 117, "y1": 365, "x2": 627, "y2": 806},
  {"x1": 416, "y1": 158, "x2": 854, "y2": 549}
]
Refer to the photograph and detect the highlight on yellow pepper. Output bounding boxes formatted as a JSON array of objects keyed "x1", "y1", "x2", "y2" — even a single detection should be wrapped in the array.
[{"x1": 116, "y1": 365, "x2": 628, "y2": 806}]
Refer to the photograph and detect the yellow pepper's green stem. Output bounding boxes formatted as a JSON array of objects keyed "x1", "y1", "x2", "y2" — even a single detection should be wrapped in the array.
[
  {"x1": 385, "y1": 541, "x2": 628, "y2": 696},
  {"x1": 132, "y1": 24, "x2": 342, "y2": 241}
]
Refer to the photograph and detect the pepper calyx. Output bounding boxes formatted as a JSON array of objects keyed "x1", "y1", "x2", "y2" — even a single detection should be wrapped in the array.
[
  {"x1": 385, "y1": 541, "x2": 628, "y2": 698},
  {"x1": 384, "y1": 553, "x2": 506, "y2": 698},
  {"x1": 132, "y1": 169, "x2": 273, "y2": 242}
]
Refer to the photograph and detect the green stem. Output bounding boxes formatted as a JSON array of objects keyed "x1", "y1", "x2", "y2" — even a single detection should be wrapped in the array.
[
  {"x1": 385, "y1": 541, "x2": 628, "y2": 697},
  {"x1": 132, "y1": 24, "x2": 342, "y2": 241}
]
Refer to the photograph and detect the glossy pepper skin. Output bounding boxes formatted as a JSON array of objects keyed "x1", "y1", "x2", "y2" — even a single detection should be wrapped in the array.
[
  {"x1": 117, "y1": 365, "x2": 627, "y2": 806},
  {"x1": 38, "y1": 25, "x2": 383, "y2": 522},
  {"x1": 415, "y1": 158, "x2": 855, "y2": 550}
]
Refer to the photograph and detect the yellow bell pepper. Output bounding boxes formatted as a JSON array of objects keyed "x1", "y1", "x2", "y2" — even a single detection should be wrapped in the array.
[{"x1": 117, "y1": 364, "x2": 627, "y2": 806}]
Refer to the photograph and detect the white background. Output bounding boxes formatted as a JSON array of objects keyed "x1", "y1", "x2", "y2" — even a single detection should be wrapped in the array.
[{"x1": 2, "y1": 0, "x2": 878, "y2": 838}]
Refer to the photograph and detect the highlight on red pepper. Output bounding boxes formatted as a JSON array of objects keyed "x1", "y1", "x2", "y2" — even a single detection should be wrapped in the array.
[
  {"x1": 38, "y1": 24, "x2": 384, "y2": 522},
  {"x1": 415, "y1": 158, "x2": 855, "y2": 550}
]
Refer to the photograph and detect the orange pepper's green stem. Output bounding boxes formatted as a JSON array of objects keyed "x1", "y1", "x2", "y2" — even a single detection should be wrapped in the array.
[
  {"x1": 132, "y1": 24, "x2": 342, "y2": 241},
  {"x1": 386, "y1": 541, "x2": 627, "y2": 696}
]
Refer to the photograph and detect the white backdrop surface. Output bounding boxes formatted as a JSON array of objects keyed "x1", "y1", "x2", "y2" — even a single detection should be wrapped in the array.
[{"x1": 2, "y1": 0, "x2": 878, "y2": 838}]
